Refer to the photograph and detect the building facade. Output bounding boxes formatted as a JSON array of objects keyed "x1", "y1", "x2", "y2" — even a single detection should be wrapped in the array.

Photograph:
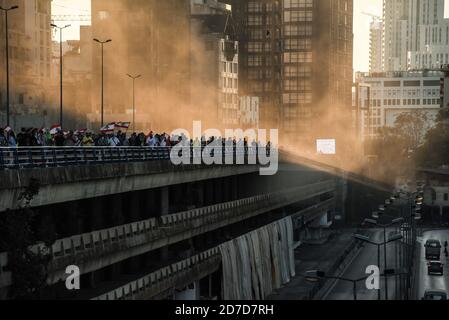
[
  {"x1": 382, "y1": 0, "x2": 449, "y2": 71},
  {"x1": 355, "y1": 70, "x2": 442, "y2": 140},
  {"x1": 239, "y1": 96, "x2": 260, "y2": 129},
  {"x1": 369, "y1": 18, "x2": 383, "y2": 73},
  {"x1": 90, "y1": 0, "x2": 191, "y2": 132},
  {"x1": 409, "y1": 0, "x2": 449, "y2": 70},
  {"x1": 382, "y1": 0, "x2": 410, "y2": 72},
  {"x1": 190, "y1": 0, "x2": 240, "y2": 129},
  {"x1": 226, "y1": 0, "x2": 353, "y2": 149},
  {"x1": 0, "y1": 0, "x2": 52, "y2": 128}
]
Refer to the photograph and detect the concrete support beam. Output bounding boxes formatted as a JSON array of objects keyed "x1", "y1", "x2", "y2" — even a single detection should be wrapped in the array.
[
  {"x1": 108, "y1": 194, "x2": 124, "y2": 227},
  {"x1": 160, "y1": 187, "x2": 170, "y2": 216},
  {"x1": 89, "y1": 198, "x2": 104, "y2": 231}
]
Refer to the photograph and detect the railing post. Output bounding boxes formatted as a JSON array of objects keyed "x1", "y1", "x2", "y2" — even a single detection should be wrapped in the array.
[
  {"x1": 0, "y1": 148, "x2": 4, "y2": 170},
  {"x1": 13, "y1": 148, "x2": 19, "y2": 169},
  {"x1": 27, "y1": 149, "x2": 33, "y2": 168},
  {"x1": 52, "y1": 148, "x2": 57, "y2": 167}
]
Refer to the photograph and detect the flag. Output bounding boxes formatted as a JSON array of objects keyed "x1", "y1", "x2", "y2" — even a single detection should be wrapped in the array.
[
  {"x1": 100, "y1": 123, "x2": 116, "y2": 133},
  {"x1": 74, "y1": 128, "x2": 87, "y2": 135},
  {"x1": 115, "y1": 122, "x2": 131, "y2": 129},
  {"x1": 50, "y1": 125, "x2": 62, "y2": 135}
]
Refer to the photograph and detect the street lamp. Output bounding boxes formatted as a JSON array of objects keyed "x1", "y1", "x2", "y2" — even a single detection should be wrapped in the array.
[
  {"x1": 305, "y1": 270, "x2": 369, "y2": 300},
  {"x1": 353, "y1": 233, "x2": 403, "y2": 300},
  {"x1": 0, "y1": 5, "x2": 19, "y2": 126},
  {"x1": 93, "y1": 38, "x2": 112, "y2": 127},
  {"x1": 51, "y1": 23, "x2": 71, "y2": 129},
  {"x1": 359, "y1": 218, "x2": 404, "y2": 301},
  {"x1": 126, "y1": 74, "x2": 141, "y2": 132}
]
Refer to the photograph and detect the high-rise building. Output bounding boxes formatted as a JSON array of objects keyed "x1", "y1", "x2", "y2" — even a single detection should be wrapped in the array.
[
  {"x1": 90, "y1": 0, "x2": 191, "y2": 131},
  {"x1": 226, "y1": 0, "x2": 282, "y2": 132},
  {"x1": 409, "y1": 0, "x2": 449, "y2": 70},
  {"x1": 355, "y1": 70, "x2": 442, "y2": 141},
  {"x1": 382, "y1": 0, "x2": 449, "y2": 71},
  {"x1": 382, "y1": 0, "x2": 410, "y2": 72},
  {"x1": 369, "y1": 18, "x2": 383, "y2": 73},
  {"x1": 190, "y1": 0, "x2": 239, "y2": 129},
  {"x1": 226, "y1": 0, "x2": 353, "y2": 148},
  {"x1": 0, "y1": 0, "x2": 52, "y2": 127}
]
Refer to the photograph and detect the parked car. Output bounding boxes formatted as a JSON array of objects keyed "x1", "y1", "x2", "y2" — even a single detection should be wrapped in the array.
[
  {"x1": 428, "y1": 261, "x2": 444, "y2": 276},
  {"x1": 425, "y1": 239, "x2": 442, "y2": 260},
  {"x1": 422, "y1": 290, "x2": 448, "y2": 300}
]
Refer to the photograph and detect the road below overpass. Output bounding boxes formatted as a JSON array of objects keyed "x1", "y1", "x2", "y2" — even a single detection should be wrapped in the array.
[
  {"x1": 417, "y1": 230, "x2": 449, "y2": 299},
  {"x1": 324, "y1": 229, "x2": 398, "y2": 300}
]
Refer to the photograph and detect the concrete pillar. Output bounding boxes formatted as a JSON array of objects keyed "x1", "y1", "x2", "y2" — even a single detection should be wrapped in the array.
[
  {"x1": 205, "y1": 181, "x2": 214, "y2": 206},
  {"x1": 37, "y1": 212, "x2": 57, "y2": 243},
  {"x1": 128, "y1": 192, "x2": 141, "y2": 222},
  {"x1": 89, "y1": 198, "x2": 104, "y2": 231},
  {"x1": 232, "y1": 176, "x2": 238, "y2": 200},
  {"x1": 88, "y1": 271, "x2": 98, "y2": 289},
  {"x1": 65, "y1": 201, "x2": 82, "y2": 236},
  {"x1": 160, "y1": 247, "x2": 170, "y2": 261},
  {"x1": 196, "y1": 182, "x2": 204, "y2": 207},
  {"x1": 108, "y1": 193, "x2": 124, "y2": 227},
  {"x1": 161, "y1": 187, "x2": 170, "y2": 216},
  {"x1": 214, "y1": 179, "x2": 223, "y2": 203},
  {"x1": 143, "y1": 189, "x2": 157, "y2": 218}
]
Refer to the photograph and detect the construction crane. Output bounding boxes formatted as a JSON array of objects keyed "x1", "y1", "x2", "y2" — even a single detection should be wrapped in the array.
[
  {"x1": 362, "y1": 12, "x2": 381, "y2": 22},
  {"x1": 51, "y1": 15, "x2": 91, "y2": 23}
]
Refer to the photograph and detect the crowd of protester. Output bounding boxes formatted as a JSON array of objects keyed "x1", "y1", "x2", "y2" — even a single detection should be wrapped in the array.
[{"x1": 0, "y1": 127, "x2": 271, "y2": 149}]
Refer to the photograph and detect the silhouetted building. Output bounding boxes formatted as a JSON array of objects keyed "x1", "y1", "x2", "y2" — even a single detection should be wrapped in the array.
[
  {"x1": 90, "y1": 0, "x2": 191, "y2": 131},
  {"x1": 225, "y1": 0, "x2": 353, "y2": 148},
  {"x1": 191, "y1": 0, "x2": 239, "y2": 129},
  {"x1": 0, "y1": 0, "x2": 52, "y2": 128}
]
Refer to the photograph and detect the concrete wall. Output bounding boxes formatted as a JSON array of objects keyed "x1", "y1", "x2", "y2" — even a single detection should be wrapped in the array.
[{"x1": 0, "y1": 161, "x2": 260, "y2": 212}]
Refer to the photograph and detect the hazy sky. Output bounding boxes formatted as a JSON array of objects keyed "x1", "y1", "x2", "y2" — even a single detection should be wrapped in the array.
[{"x1": 52, "y1": 0, "x2": 383, "y2": 72}]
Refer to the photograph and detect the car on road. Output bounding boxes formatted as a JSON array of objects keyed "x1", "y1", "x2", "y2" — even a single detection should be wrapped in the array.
[
  {"x1": 422, "y1": 290, "x2": 448, "y2": 300},
  {"x1": 425, "y1": 239, "x2": 442, "y2": 260},
  {"x1": 428, "y1": 261, "x2": 444, "y2": 276}
]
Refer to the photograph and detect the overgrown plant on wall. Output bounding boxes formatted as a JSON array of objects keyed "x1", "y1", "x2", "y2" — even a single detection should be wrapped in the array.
[{"x1": 0, "y1": 179, "x2": 55, "y2": 299}]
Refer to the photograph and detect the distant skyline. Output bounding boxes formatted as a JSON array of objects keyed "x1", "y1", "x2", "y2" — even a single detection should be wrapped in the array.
[{"x1": 53, "y1": 0, "x2": 384, "y2": 72}]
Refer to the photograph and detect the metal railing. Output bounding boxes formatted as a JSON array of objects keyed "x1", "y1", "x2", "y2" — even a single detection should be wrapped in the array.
[
  {"x1": 92, "y1": 247, "x2": 221, "y2": 300},
  {"x1": 0, "y1": 146, "x2": 269, "y2": 170},
  {"x1": 31, "y1": 180, "x2": 334, "y2": 281}
]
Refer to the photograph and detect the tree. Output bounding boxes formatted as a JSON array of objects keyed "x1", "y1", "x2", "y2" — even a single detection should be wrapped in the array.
[
  {"x1": 416, "y1": 108, "x2": 449, "y2": 168},
  {"x1": 393, "y1": 111, "x2": 430, "y2": 152},
  {"x1": 0, "y1": 179, "x2": 55, "y2": 299}
]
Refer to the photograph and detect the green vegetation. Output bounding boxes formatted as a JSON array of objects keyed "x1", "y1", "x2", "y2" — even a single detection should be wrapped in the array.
[
  {"x1": 0, "y1": 179, "x2": 55, "y2": 299},
  {"x1": 415, "y1": 108, "x2": 449, "y2": 168}
]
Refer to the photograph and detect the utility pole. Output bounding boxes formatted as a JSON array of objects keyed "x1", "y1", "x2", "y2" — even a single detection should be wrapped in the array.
[
  {"x1": 93, "y1": 38, "x2": 112, "y2": 127},
  {"x1": 0, "y1": 5, "x2": 19, "y2": 126},
  {"x1": 51, "y1": 24, "x2": 71, "y2": 128},
  {"x1": 127, "y1": 74, "x2": 142, "y2": 132}
]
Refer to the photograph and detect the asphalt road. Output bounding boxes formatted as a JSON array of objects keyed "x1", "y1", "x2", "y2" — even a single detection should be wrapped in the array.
[
  {"x1": 417, "y1": 230, "x2": 449, "y2": 299},
  {"x1": 324, "y1": 229, "x2": 401, "y2": 300}
]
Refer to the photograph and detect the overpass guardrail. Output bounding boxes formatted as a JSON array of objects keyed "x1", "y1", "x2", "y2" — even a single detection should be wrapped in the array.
[{"x1": 0, "y1": 146, "x2": 270, "y2": 170}]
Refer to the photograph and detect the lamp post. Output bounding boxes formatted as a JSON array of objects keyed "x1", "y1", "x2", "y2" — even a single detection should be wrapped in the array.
[
  {"x1": 51, "y1": 24, "x2": 70, "y2": 129},
  {"x1": 305, "y1": 270, "x2": 369, "y2": 300},
  {"x1": 0, "y1": 5, "x2": 19, "y2": 126},
  {"x1": 377, "y1": 192, "x2": 423, "y2": 300},
  {"x1": 353, "y1": 232, "x2": 403, "y2": 300},
  {"x1": 93, "y1": 38, "x2": 112, "y2": 127},
  {"x1": 393, "y1": 191, "x2": 423, "y2": 299},
  {"x1": 126, "y1": 74, "x2": 141, "y2": 132}
]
